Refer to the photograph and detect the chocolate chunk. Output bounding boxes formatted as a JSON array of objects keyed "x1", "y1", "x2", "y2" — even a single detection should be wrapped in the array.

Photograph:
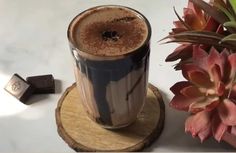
[
  {"x1": 26, "y1": 74, "x2": 55, "y2": 94},
  {"x1": 4, "y1": 74, "x2": 34, "y2": 103}
]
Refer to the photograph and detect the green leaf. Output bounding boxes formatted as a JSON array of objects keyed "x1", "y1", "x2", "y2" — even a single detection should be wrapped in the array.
[
  {"x1": 226, "y1": 0, "x2": 236, "y2": 18},
  {"x1": 224, "y1": 21, "x2": 236, "y2": 28},
  {"x1": 168, "y1": 31, "x2": 224, "y2": 41},
  {"x1": 221, "y1": 34, "x2": 236, "y2": 43},
  {"x1": 214, "y1": 2, "x2": 235, "y2": 21},
  {"x1": 165, "y1": 31, "x2": 236, "y2": 50},
  {"x1": 166, "y1": 31, "x2": 223, "y2": 46},
  {"x1": 229, "y1": 0, "x2": 236, "y2": 15}
]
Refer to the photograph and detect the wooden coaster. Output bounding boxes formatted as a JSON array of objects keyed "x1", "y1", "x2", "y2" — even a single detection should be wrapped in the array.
[{"x1": 55, "y1": 83, "x2": 165, "y2": 152}]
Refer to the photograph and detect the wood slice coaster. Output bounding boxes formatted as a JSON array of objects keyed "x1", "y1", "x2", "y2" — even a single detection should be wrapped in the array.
[{"x1": 55, "y1": 83, "x2": 165, "y2": 152}]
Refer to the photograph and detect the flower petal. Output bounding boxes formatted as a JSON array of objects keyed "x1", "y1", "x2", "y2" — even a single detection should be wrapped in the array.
[
  {"x1": 184, "y1": 9, "x2": 204, "y2": 30},
  {"x1": 185, "y1": 111, "x2": 211, "y2": 138},
  {"x1": 218, "y1": 99, "x2": 236, "y2": 126},
  {"x1": 187, "y1": 1, "x2": 205, "y2": 22},
  {"x1": 170, "y1": 81, "x2": 192, "y2": 95},
  {"x1": 220, "y1": 48, "x2": 229, "y2": 58},
  {"x1": 198, "y1": 123, "x2": 212, "y2": 143},
  {"x1": 187, "y1": 69, "x2": 213, "y2": 88},
  {"x1": 231, "y1": 126, "x2": 236, "y2": 136},
  {"x1": 192, "y1": 45, "x2": 208, "y2": 69},
  {"x1": 222, "y1": 131, "x2": 236, "y2": 148},
  {"x1": 204, "y1": 17, "x2": 220, "y2": 31},
  {"x1": 166, "y1": 44, "x2": 193, "y2": 61},
  {"x1": 228, "y1": 53, "x2": 236, "y2": 69},
  {"x1": 228, "y1": 54, "x2": 236, "y2": 78},
  {"x1": 229, "y1": 84, "x2": 236, "y2": 99},
  {"x1": 212, "y1": 113, "x2": 228, "y2": 142},
  {"x1": 189, "y1": 98, "x2": 219, "y2": 113},
  {"x1": 207, "y1": 47, "x2": 221, "y2": 68},
  {"x1": 209, "y1": 64, "x2": 222, "y2": 84},
  {"x1": 180, "y1": 85, "x2": 203, "y2": 98},
  {"x1": 206, "y1": 100, "x2": 220, "y2": 111},
  {"x1": 169, "y1": 95, "x2": 196, "y2": 111},
  {"x1": 220, "y1": 49, "x2": 231, "y2": 83},
  {"x1": 192, "y1": 45, "x2": 208, "y2": 59},
  {"x1": 184, "y1": 3, "x2": 206, "y2": 30},
  {"x1": 173, "y1": 21, "x2": 186, "y2": 29},
  {"x1": 216, "y1": 81, "x2": 225, "y2": 96},
  {"x1": 182, "y1": 64, "x2": 199, "y2": 80},
  {"x1": 218, "y1": 49, "x2": 229, "y2": 77}
]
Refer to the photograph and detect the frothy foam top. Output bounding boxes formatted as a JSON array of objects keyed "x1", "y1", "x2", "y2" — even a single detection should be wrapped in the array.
[{"x1": 69, "y1": 6, "x2": 149, "y2": 56}]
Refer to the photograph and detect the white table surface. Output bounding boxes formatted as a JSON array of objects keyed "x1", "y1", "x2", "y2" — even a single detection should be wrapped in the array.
[{"x1": 0, "y1": 0, "x2": 235, "y2": 152}]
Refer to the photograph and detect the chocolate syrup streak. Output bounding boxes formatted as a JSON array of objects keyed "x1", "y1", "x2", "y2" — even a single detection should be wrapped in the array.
[{"x1": 74, "y1": 44, "x2": 150, "y2": 126}]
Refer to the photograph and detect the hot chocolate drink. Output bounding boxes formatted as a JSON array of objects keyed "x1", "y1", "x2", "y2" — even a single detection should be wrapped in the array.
[
  {"x1": 69, "y1": 6, "x2": 148, "y2": 56},
  {"x1": 68, "y1": 5, "x2": 151, "y2": 129}
]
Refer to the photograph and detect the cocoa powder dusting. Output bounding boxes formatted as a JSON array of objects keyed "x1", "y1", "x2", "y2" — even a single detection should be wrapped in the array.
[{"x1": 76, "y1": 17, "x2": 146, "y2": 56}]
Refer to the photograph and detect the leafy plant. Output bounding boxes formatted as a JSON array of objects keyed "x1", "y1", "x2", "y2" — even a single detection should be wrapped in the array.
[{"x1": 165, "y1": 0, "x2": 236, "y2": 144}]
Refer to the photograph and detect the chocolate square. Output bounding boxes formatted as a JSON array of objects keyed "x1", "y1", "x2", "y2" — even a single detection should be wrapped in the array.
[
  {"x1": 4, "y1": 74, "x2": 34, "y2": 103},
  {"x1": 26, "y1": 74, "x2": 55, "y2": 94}
]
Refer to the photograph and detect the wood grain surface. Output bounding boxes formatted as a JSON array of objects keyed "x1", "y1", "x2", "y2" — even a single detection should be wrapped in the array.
[{"x1": 55, "y1": 83, "x2": 165, "y2": 152}]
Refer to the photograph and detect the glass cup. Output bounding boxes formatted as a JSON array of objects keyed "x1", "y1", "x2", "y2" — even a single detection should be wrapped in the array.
[{"x1": 67, "y1": 5, "x2": 151, "y2": 129}]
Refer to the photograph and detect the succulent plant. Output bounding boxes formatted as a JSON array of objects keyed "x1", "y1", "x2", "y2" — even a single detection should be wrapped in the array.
[
  {"x1": 165, "y1": 0, "x2": 236, "y2": 144},
  {"x1": 169, "y1": 46, "x2": 236, "y2": 142},
  {"x1": 166, "y1": 1, "x2": 222, "y2": 69},
  {"x1": 165, "y1": 0, "x2": 236, "y2": 69}
]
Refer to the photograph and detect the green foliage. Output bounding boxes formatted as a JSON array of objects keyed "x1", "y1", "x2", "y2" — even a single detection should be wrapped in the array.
[
  {"x1": 221, "y1": 34, "x2": 236, "y2": 43},
  {"x1": 229, "y1": 0, "x2": 236, "y2": 15}
]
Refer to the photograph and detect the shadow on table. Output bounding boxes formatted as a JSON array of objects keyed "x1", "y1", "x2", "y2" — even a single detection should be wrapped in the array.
[
  {"x1": 55, "y1": 79, "x2": 63, "y2": 94},
  {"x1": 26, "y1": 94, "x2": 50, "y2": 105}
]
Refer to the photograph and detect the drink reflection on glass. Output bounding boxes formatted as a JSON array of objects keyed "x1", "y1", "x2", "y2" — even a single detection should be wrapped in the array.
[{"x1": 67, "y1": 5, "x2": 151, "y2": 129}]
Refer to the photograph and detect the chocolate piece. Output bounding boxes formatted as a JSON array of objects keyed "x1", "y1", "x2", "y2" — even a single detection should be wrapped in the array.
[
  {"x1": 4, "y1": 74, "x2": 34, "y2": 103},
  {"x1": 26, "y1": 74, "x2": 55, "y2": 94}
]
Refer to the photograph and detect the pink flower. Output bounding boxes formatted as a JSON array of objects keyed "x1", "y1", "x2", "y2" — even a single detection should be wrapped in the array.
[
  {"x1": 166, "y1": 1, "x2": 222, "y2": 69},
  {"x1": 170, "y1": 46, "x2": 236, "y2": 142},
  {"x1": 222, "y1": 126, "x2": 236, "y2": 148}
]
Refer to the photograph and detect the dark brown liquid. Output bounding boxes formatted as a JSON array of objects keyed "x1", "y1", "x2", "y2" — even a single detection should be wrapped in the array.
[
  {"x1": 70, "y1": 6, "x2": 148, "y2": 56},
  {"x1": 69, "y1": 6, "x2": 151, "y2": 128}
]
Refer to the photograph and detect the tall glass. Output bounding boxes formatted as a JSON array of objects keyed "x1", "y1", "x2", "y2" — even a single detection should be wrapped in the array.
[{"x1": 67, "y1": 5, "x2": 151, "y2": 129}]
